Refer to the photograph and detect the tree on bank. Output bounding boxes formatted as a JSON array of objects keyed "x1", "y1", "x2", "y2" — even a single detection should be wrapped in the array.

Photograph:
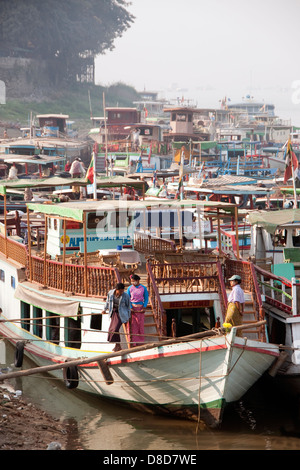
[{"x1": 0, "y1": 0, "x2": 134, "y2": 86}]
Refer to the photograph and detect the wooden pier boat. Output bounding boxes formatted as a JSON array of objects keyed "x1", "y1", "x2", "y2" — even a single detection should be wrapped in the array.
[{"x1": 0, "y1": 198, "x2": 280, "y2": 428}]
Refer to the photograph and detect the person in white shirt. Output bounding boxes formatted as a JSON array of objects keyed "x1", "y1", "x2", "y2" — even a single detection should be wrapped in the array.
[
  {"x1": 8, "y1": 163, "x2": 18, "y2": 179},
  {"x1": 70, "y1": 158, "x2": 85, "y2": 178},
  {"x1": 225, "y1": 274, "x2": 245, "y2": 336}
]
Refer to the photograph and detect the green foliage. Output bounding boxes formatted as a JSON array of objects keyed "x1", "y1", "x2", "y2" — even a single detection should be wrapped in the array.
[
  {"x1": 0, "y1": 82, "x2": 140, "y2": 130},
  {"x1": 0, "y1": 0, "x2": 134, "y2": 83}
]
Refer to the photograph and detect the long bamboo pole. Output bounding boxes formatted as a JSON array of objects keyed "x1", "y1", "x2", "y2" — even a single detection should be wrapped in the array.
[
  {"x1": 4, "y1": 192, "x2": 7, "y2": 258},
  {"x1": 217, "y1": 209, "x2": 222, "y2": 254},
  {"x1": 0, "y1": 321, "x2": 267, "y2": 383},
  {"x1": 103, "y1": 92, "x2": 108, "y2": 177},
  {"x1": 234, "y1": 206, "x2": 240, "y2": 259}
]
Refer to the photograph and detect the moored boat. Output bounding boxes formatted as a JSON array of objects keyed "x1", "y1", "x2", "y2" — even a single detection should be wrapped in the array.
[{"x1": 0, "y1": 197, "x2": 280, "y2": 427}]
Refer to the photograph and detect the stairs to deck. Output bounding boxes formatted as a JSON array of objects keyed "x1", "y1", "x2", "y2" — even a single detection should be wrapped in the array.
[
  {"x1": 242, "y1": 294, "x2": 262, "y2": 341},
  {"x1": 144, "y1": 307, "x2": 161, "y2": 342}
]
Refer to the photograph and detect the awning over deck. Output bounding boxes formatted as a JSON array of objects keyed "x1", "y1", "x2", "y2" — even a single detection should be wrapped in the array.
[
  {"x1": 15, "y1": 282, "x2": 80, "y2": 318},
  {"x1": 248, "y1": 208, "x2": 300, "y2": 233}
]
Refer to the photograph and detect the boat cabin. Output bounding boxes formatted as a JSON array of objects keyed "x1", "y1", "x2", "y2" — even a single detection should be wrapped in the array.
[
  {"x1": 35, "y1": 201, "x2": 198, "y2": 258},
  {"x1": 248, "y1": 208, "x2": 300, "y2": 270},
  {"x1": 163, "y1": 107, "x2": 206, "y2": 142},
  {"x1": 36, "y1": 114, "x2": 69, "y2": 137},
  {"x1": 106, "y1": 107, "x2": 141, "y2": 140}
]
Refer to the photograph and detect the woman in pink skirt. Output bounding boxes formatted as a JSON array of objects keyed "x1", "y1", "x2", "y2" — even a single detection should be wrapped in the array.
[{"x1": 127, "y1": 275, "x2": 149, "y2": 347}]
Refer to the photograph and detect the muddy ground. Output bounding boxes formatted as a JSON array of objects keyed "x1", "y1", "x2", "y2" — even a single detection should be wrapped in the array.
[{"x1": 0, "y1": 383, "x2": 74, "y2": 450}]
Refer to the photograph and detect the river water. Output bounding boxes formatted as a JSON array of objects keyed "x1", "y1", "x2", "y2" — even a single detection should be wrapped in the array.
[{"x1": 1, "y1": 339, "x2": 300, "y2": 452}]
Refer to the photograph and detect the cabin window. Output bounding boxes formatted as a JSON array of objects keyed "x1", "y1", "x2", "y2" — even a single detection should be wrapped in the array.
[
  {"x1": 177, "y1": 114, "x2": 186, "y2": 122},
  {"x1": 53, "y1": 219, "x2": 58, "y2": 230},
  {"x1": 110, "y1": 211, "x2": 133, "y2": 228},
  {"x1": 20, "y1": 301, "x2": 30, "y2": 331},
  {"x1": 87, "y1": 212, "x2": 107, "y2": 229},
  {"x1": 46, "y1": 312, "x2": 60, "y2": 344},
  {"x1": 33, "y1": 307, "x2": 43, "y2": 338},
  {"x1": 0, "y1": 269, "x2": 5, "y2": 282},
  {"x1": 274, "y1": 229, "x2": 287, "y2": 247},
  {"x1": 48, "y1": 218, "x2": 51, "y2": 229},
  {"x1": 11, "y1": 276, "x2": 16, "y2": 289},
  {"x1": 292, "y1": 229, "x2": 300, "y2": 247},
  {"x1": 64, "y1": 317, "x2": 81, "y2": 349},
  {"x1": 66, "y1": 220, "x2": 83, "y2": 230},
  {"x1": 90, "y1": 312, "x2": 103, "y2": 330}
]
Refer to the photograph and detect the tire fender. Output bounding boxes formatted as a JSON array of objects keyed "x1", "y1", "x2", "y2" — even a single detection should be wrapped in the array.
[
  {"x1": 14, "y1": 341, "x2": 25, "y2": 368},
  {"x1": 63, "y1": 365, "x2": 79, "y2": 389}
]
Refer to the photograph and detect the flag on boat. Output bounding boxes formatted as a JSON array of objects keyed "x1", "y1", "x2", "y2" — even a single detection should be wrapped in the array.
[
  {"x1": 86, "y1": 154, "x2": 94, "y2": 184},
  {"x1": 284, "y1": 139, "x2": 298, "y2": 184},
  {"x1": 148, "y1": 142, "x2": 152, "y2": 164}
]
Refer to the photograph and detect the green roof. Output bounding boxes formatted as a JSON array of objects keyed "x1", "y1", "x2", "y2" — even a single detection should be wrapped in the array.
[
  {"x1": 0, "y1": 175, "x2": 146, "y2": 195},
  {"x1": 26, "y1": 199, "x2": 237, "y2": 222}
]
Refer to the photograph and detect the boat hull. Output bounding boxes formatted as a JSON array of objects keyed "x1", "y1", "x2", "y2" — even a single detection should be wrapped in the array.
[{"x1": 0, "y1": 319, "x2": 279, "y2": 428}]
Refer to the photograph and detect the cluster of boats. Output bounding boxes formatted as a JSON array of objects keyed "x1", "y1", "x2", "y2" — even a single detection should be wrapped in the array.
[{"x1": 0, "y1": 99, "x2": 300, "y2": 429}]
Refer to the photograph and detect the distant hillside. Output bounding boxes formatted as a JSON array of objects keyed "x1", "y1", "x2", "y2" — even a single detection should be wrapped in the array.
[{"x1": 0, "y1": 82, "x2": 140, "y2": 135}]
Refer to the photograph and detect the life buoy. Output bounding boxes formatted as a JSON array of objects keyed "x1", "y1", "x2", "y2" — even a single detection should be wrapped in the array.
[
  {"x1": 14, "y1": 341, "x2": 25, "y2": 368},
  {"x1": 64, "y1": 365, "x2": 79, "y2": 389}
]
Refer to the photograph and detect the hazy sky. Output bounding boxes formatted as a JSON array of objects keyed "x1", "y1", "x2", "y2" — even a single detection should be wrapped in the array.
[{"x1": 95, "y1": 0, "x2": 300, "y2": 124}]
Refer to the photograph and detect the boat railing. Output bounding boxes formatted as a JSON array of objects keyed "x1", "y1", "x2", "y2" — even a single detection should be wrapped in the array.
[
  {"x1": 225, "y1": 257, "x2": 266, "y2": 340},
  {"x1": 216, "y1": 261, "x2": 228, "y2": 321},
  {"x1": 0, "y1": 234, "x2": 120, "y2": 298},
  {"x1": 146, "y1": 259, "x2": 229, "y2": 326},
  {"x1": 146, "y1": 260, "x2": 167, "y2": 337},
  {"x1": 253, "y1": 264, "x2": 296, "y2": 316},
  {"x1": 29, "y1": 255, "x2": 121, "y2": 297},
  {"x1": 225, "y1": 257, "x2": 255, "y2": 292},
  {"x1": 0, "y1": 233, "x2": 28, "y2": 267},
  {"x1": 134, "y1": 230, "x2": 176, "y2": 254},
  {"x1": 249, "y1": 263, "x2": 266, "y2": 341},
  {"x1": 219, "y1": 228, "x2": 238, "y2": 256},
  {"x1": 149, "y1": 260, "x2": 221, "y2": 295},
  {"x1": 219, "y1": 226, "x2": 250, "y2": 258}
]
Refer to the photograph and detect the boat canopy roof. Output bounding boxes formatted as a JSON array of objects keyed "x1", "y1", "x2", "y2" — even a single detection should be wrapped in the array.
[
  {"x1": 0, "y1": 175, "x2": 146, "y2": 195},
  {"x1": 185, "y1": 184, "x2": 275, "y2": 195},
  {"x1": 26, "y1": 199, "x2": 238, "y2": 222},
  {"x1": 248, "y1": 208, "x2": 300, "y2": 233},
  {"x1": 2, "y1": 154, "x2": 66, "y2": 165}
]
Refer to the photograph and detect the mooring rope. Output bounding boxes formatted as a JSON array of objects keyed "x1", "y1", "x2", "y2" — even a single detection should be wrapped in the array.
[{"x1": 196, "y1": 339, "x2": 203, "y2": 433}]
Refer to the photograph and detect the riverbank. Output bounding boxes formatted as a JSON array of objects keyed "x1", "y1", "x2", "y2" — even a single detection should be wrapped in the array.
[{"x1": 0, "y1": 382, "x2": 70, "y2": 450}]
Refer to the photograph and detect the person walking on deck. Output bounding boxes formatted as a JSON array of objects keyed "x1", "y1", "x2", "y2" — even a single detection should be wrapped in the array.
[
  {"x1": 70, "y1": 158, "x2": 85, "y2": 178},
  {"x1": 127, "y1": 274, "x2": 149, "y2": 347},
  {"x1": 225, "y1": 274, "x2": 245, "y2": 337},
  {"x1": 102, "y1": 283, "x2": 131, "y2": 352}
]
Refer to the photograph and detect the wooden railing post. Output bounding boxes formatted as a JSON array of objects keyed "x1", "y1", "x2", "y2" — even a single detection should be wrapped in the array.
[
  {"x1": 26, "y1": 207, "x2": 32, "y2": 282},
  {"x1": 43, "y1": 215, "x2": 48, "y2": 287}
]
